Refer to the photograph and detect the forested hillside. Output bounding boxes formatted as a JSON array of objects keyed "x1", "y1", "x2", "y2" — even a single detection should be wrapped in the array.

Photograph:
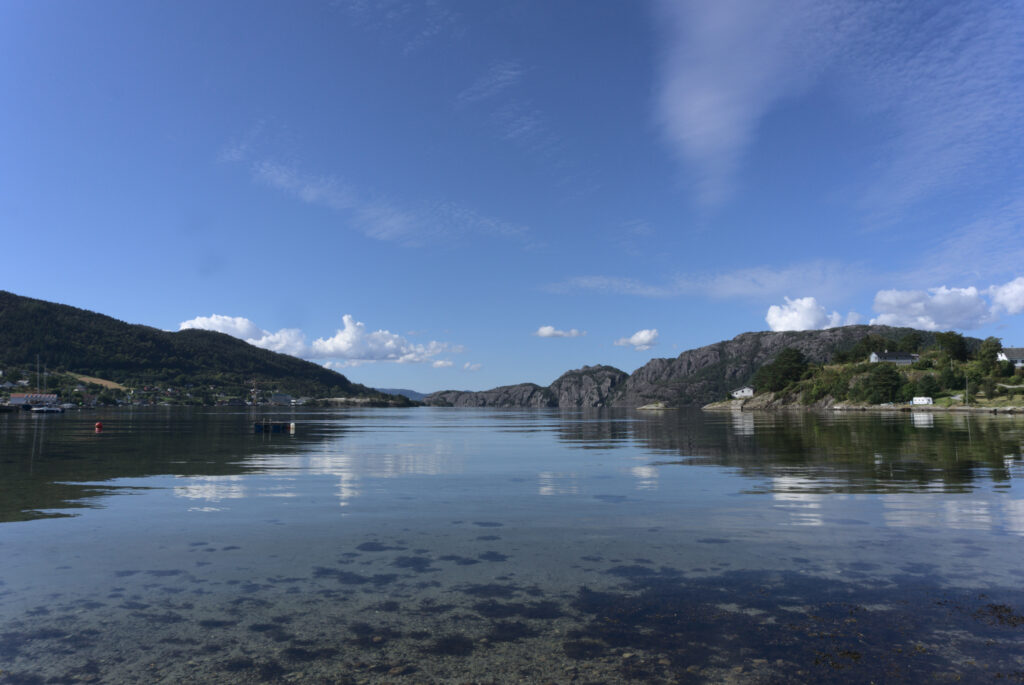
[{"x1": 0, "y1": 291, "x2": 390, "y2": 400}]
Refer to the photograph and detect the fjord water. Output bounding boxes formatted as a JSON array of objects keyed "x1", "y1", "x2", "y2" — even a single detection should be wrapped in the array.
[{"x1": 1, "y1": 408, "x2": 1022, "y2": 683}]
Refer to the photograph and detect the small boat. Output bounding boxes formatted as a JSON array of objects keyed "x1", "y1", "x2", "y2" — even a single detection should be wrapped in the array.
[{"x1": 31, "y1": 405, "x2": 64, "y2": 414}]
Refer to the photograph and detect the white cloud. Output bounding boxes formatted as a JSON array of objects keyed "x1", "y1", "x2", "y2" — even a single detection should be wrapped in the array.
[
  {"x1": 248, "y1": 158, "x2": 529, "y2": 247},
  {"x1": 990, "y1": 277, "x2": 1024, "y2": 315},
  {"x1": 547, "y1": 275, "x2": 677, "y2": 298},
  {"x1": 180, "y1": 314, "x2": 265, "y2": 340},
  {"x1": 179, "y1": 315, "x2": 308, "y2": 356},
  {"x1": 614, "y1": 329, "x2": 659, "y2": 351},
  {"x1": 548, "y1": 260, "x2": 869, "y2": 303},
  {"x1": 870, "y1": 286, "x2": 992, "y2": 330},
  {"x1": 247, "y1": 328, "x2": 309, "y2": 356},
  {"x1": 653, "y1": 0, "x2": 1024, "y2": 213},
  {"x1": 765, "y1": 296, "x2": 857, "y2": 332},
  {"x1": 535, "y1": 325, "x2": 585, "y2": 338},
  {"x1": 226, "y1": 136, "x2": 530, "y2": 248},
  {"x1": 432, "y1": 360, "x2": 454, "y2": 368},
  {"x1": 311, "y1": 314, "x2": 448, "y2": 364},
  {"x1": 253, "y1": 160, "x2": 356, "y2": 212},
  {"x1": 463, "y1": 362, "x2": 482, "y2": 372},
  {"x1": 180, "y1": 313, "x2": 454, "y2": 365},
  {"x1": 654, "y1": 0, "x2": 849, "y2": 204}
]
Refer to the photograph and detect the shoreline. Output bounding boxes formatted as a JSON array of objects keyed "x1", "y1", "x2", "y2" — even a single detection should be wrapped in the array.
[{"x1": 704, "y1": 397, "x2": 1024, "y2": 414}]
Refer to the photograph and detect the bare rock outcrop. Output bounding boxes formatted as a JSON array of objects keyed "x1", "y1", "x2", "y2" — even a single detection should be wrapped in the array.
[
  {"x1": 549, "y1": 365, "x2": 628, "y2": 407},
  {"x1": 424, "y1": 326, "x2": 958, "y2": 409},
  {"x1": 425, "y1": 383, "x2": 555, "y2": 408}
]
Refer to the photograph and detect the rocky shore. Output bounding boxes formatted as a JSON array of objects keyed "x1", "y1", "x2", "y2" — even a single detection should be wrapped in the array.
[{"x1": 704, "y1": 396, "x2": 1024, "y2": 414}]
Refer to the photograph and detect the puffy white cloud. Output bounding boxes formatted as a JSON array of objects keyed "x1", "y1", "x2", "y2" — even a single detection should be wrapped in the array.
[
  {"x1": 180, "y1": 313, "x2": 452, "y2": 365},
  {"x1": 990, "y1": 276, "x2": 1024, "y2": 315},
  {"x1": 463, "y1": 362, "x2": 482, "y2": 371},
  {"x1": 765, "y1": 296, "x2": 855, "y2": 332},
  {"x1": 870, "y1": 286, "x2": 992, "y2": 330},
  {"x1": 311, "y1": 314, "x2": 448, "y2": 364},
  {"x1": 535, "y1": 325, "x2": 585, "y2": 338},
  {"x1": 246, "y1": 328, "x2": 308, "y2": 356},
  {"x1": 180, "y1": 314, "x2": 265, "y2": 340},
  {"x1": 179, "y1": 315, "x2": 308, "y2": 356},
  {"x1": 614, "y1": 329, "x2": 659, "y2": 351},
  {"x1": 432, "y1": 360, "x2": 454, "y2": 368}
]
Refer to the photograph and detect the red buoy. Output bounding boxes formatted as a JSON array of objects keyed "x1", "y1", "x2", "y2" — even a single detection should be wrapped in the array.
[{"x1": 95, "y1": 421, "x2": 103, "y2": 432}]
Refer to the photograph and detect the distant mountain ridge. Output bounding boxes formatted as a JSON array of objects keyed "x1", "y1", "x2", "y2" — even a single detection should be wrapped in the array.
[
  {"x1": 426, "y1": 326, "x2": 974, "y2": 408},
  {"x1": 0, "y1": 290, "x2": 398, "y2": 401},
  {"x1": 374, "y1": 388, "x2": 428, "y2": 401}
]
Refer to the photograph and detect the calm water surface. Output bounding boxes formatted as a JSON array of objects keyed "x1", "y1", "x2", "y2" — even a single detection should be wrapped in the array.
[{"x1": 1, "y1": 407, "x2": 1023, "y2": 683}]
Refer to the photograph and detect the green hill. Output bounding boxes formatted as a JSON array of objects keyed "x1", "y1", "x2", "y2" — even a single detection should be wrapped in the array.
[{"x1": 0, "y1": 290, "x2": 399, "y2": 401}]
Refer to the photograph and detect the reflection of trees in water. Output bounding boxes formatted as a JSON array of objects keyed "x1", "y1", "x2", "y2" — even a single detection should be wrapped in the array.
[
  {"x1": 554, "y1": 408, "x2": 1024, "y2": 493},
  {"x1": 0, "y1": 409, "x2": 344, "y2": 522}
]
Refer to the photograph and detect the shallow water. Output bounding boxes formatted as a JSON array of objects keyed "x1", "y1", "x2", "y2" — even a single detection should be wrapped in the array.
[{"x1": 1, "y1": 407, "x2": 1023, "y2": 683}]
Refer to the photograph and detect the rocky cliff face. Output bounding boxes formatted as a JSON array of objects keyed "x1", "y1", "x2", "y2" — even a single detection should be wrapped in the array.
[
  {"x1": 613, "y1": 326, "x2": 914, "y2": 408},
  {"x1": 425, "y1": 365, "x2": 627, "y2": 408},
  {"x1": 424, "y1": 326, "x2": 946, "y2": 409},
  {"x1": 549, "y1": 365, "x2": 629, "y2": 407}
]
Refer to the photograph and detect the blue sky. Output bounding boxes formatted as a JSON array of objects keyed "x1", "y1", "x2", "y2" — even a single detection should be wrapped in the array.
[{"x1": 3, "y1": 1, "x2": 1023, "y2": 393}]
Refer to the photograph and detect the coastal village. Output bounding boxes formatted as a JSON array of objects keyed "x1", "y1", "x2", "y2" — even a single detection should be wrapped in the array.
[
  {"x1": 0, "y1": 367, "x2": 310, "y2": 411},
  {"x1": 721, "y1": 337, "x2": 1024, "y2": 412}
]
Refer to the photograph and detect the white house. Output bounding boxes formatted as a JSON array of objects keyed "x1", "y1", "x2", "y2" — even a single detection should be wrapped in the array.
[
  {"x1": 869, "y1": 351, "x2": 917, "y2": 365},
  {"x1": 731, "y1": 386, "x2": 754, "y2": 399},
  {"x1": 997, "y1": 348, "x2": 1024, "y2": 368},
  {"x1": 911, "y1": 396, "x2": 934, "y2": 405}
]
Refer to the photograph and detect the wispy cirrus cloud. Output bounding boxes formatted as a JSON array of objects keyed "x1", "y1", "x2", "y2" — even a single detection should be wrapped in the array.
[
  {"x1": 653, "y1": 0, "x2": 1024, "y2": 215},
  {"x1": 911, "y1": 196, "x2": 1024, "y2": 286},
  {"x1": 547, "y1": 260, "x2": 871, "y2": 303},
  {"x1": 332, "y1": 0, "x2": 462, "y2": 55},
  {"x1": 654, "y1": 0, "x2": 853, "y2": 205},
  {"x1": 233, "y1": 156, "x2": 529, "y2": 247},
  {"x1": 456, "y1": 60, "x2": 567, "y2": 170},
  {"x1": 456, "y1": 61, "x2": 524, "y2": 106}
]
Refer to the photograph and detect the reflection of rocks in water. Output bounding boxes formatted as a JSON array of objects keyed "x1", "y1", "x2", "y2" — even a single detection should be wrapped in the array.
[{"x1": 555, "y1": 409, "x2": 632, "y2": 448}]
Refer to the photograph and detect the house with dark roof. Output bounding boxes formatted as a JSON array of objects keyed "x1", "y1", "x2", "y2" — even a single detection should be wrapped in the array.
[
  {"x1": 869, "y1": 351, "x2": 918, "y2": 365},
  {"x1": 997, "y1": 348, "x2": 1024, "y2": 367}
]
